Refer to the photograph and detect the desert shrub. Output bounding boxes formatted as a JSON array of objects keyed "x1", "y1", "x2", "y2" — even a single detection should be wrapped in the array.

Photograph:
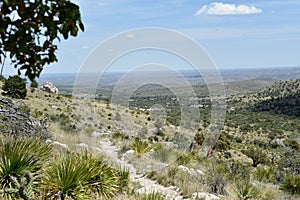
[
  {"x1": 234, "y1": 181, "x2": 260, "y2": 200},
  {"x1": 31, "y1": 109, "x2": 43, "y2": 118},
  {"x1": 129, "y1": 137, "x2": 151, "y2": 155},
  {"x1": 243, "y1": 146, "x2": 269, "y2": 167},
  {"x1": 151, "y1": 146, "x2": 180, "y2": 164},
  {"x1": 283, "y1": 139, "x2": 300, "y2": 150},
  {"x1": 280, "y1": 175, "x2": 300, "y2": 195},
  {"x1": 112, "y1": 131, "x2": 125, "y2": 140},
  {"x1": 2, "y1": 75, "x2": 27, "y2": 99},
  {"x1": 49, "y1": 113, "x2": 76, "y2": 132},
  {"x1": 278, "y1": 149, "x2": 300, "y2": 175},
  {"x1": 214, "y1": 133, "x2": 231, "y2": 151},
  {"x1": 207, "y1": 172, "x2": 226, "y2": 195},
  {"x1": 134, "y1": 191, "x2": 165, "y2": 200},
  {"x1": 205, "y1": 161, "x2": 228, "y2": 195},
  {"x1": 253, "y1": 139, "x2": 268, "y2": 148},
  {"x1": 172, "y1": 132, "x2": 191, "y2": 150},
  {"x1": 194, "y1": 132, "x2": 204, "y2": 145},
  {"x1": 233, "y1": 136, "x2": 242, "y2": 143},
  {"x1": 253, "y1": 166, "x2": 275, "y2": 183},
  {"x1": 226, "y1": 161, "x2": 251, "y2": 181},
  {"x1": 223, "y1": 151, "x2": 231, "y2": 159},
  {"x1": 175, "y1": 153, "x2": 194, "y2": 166},
  {"x1": 0, "y1": 137, "x2": 51, "y2": 199},
  {"x1": 18, "y1": 104, "x2": 31, "y2": 115},
  {"x1": 42, "y1": 152, "x2": 120, "y2": 199}
]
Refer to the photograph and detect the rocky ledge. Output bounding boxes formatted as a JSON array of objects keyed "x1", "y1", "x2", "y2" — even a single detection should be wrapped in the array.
[{"x1": 0, "y1": 98, "x2": 49, "y2": 139}]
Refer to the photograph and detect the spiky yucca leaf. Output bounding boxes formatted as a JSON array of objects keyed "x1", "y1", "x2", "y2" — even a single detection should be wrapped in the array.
[
  {"x1": 42, "y1": 152, "x2": 120, "y2": 199},
  {"x1": 116, "y1": 164, "x2": 130, "y2": 190},
  {"x1": 235, "y1": 181, "x2": 259, "y2": 200},
  {"x1": 0, "y1": 137, "x2": 51, "y2": 186},
  {"x1": 0, "y1": 137, "x2": 51, "y2": 198},
  {"x1": 129, "y1": 137, "x2": 151, "y2": 155}
]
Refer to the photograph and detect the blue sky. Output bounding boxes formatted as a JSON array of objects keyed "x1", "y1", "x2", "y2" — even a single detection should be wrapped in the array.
[{"x1": 5, "y1": 0, "x2": 300, "y2": 74}]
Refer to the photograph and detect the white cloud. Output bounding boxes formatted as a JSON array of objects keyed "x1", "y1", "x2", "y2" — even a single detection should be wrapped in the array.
[{"x1": 195, "y1": 2, "x2": 263, "y2": 15}]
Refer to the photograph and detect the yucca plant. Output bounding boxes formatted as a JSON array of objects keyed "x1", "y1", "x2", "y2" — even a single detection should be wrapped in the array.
[
  {"x1": 42, "y1": 152, "x2": 120, "y2": 199},
  {"x1": 117, "y1": 165, "x2": 130, "y2": 190},
  {"x1": 252, "y1": 166, "x2": 275, "y2": 183},
  {"x1": 129, "y1": 137, "x2": 151, "y2": 155},
  {"x1": 280, "y1": 174, "x2": 300, "y2": 195},
  {"x1": 0, "y1": 137, "x2": 51, "y2": 199},
  {"x1": 234, "y1": 181, "x2": 260, "y2": 200}
]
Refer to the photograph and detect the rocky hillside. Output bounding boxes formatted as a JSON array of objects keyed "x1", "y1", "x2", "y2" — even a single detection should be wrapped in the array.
[
  {"x1": 229, "y1": 79, "x2": 300, "y2": 117},
  {"x1": 250, "y1": 79, "x2": 300, "y2": 116},
  {"x1": 0, "y1": 97, "x2": 49, "y2": 138}
]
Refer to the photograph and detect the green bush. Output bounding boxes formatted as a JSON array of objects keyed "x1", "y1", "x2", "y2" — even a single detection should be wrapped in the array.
[
  {"x1": 280, "y1": 175, "x2": 300, "y2": 195},
  {"x1": 2, "y1": 75, "x2": 27, "y2": 99},
  {"x1": 243, "y1": 146, "x2": 269, "y2": 167},
  {"x1": 253, "y1": 166, "x2": 275, "y2": 183},
  {"x1": 278, "y1": 149, "x2": 300, "y2": 175},
  {"x1": 31, "y1": 109, "x2": 43, "y2": 118},
  {"x1": 234, "y1": 181, "x2": 260, "y2": 200},
  {"x1": 284, "y1": 139, "x2": 300, "y2": 150},
  {"x1": 129, "y1": 137, "x2": 151, "y2": 155},
  {"x1": 175, "y1": 153, "x2": 194, "y2": 166}
]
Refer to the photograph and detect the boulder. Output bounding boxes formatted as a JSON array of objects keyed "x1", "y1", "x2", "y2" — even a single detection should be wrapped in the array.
[{"x1": 40, "y1": 81, "x2": 59, "y2": 94}]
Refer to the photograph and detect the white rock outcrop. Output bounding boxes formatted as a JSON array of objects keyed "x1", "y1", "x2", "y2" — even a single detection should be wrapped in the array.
[
  {"x1": 40, "y1": 81, "x2": 59, "y2": 94},
  {"x1": 192, "y1": 192, "x2": 220, "y2": 200}
]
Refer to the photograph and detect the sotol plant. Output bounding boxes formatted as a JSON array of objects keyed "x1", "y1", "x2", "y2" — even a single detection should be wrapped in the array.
[
  {"x1": 129, "y1": 137, "x2": 151, "y2": 155},
  {"x1": 280, "y1": 175, "x2": 300, "y2": 195},
  {"x1": 42, "y1": 152, "x2": 121, "y2": 199},
  {"x1": 0, "y1": 137, "x2": 51, "y2": 199}
]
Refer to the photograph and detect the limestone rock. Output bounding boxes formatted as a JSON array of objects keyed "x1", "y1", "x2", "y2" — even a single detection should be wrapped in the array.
[
  {"x1": 0, "y1": 98, "x2": 49, "y2": 139},
  {"x1": 40, "y1": 81, "x2": 59, "y2": 94},
  {"x1": 192, "y1": 192, "x2": 220, "y2": 200}
]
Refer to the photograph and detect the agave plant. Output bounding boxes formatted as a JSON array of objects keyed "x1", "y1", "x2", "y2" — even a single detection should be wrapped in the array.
[
  {"x1": 0, "y1": 137, "x2": 52, "y2": 199},
  {"x1": 42, "y1": 151, "x2": 120, "y2": 199}
]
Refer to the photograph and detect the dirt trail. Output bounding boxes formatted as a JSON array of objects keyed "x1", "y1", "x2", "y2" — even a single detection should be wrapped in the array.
[{"x1": 97, "y1": 139, "x2": 186, "y2": 200}]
